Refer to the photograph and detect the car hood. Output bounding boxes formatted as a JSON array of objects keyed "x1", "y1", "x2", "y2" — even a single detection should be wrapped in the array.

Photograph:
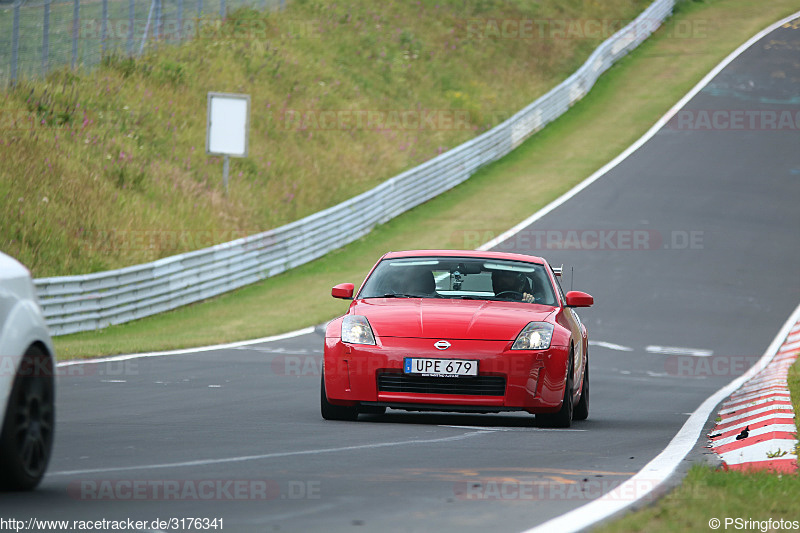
[{"x1": 350, "y1": 298, "x2": 555, "y2": 340}]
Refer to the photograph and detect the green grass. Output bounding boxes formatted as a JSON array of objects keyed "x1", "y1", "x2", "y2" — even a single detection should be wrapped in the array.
[
  {"x1": 1, "y1": 0, "x2": 650, "y2": 276},
  {"x1": 597, "y1": 465, "x2": 800, "y2": 532},
  {"x1": 598, "y1": 351, "x2": 800, "y2": 532},
  {"x1": 49, "y1": 0, "x2": 800, "y2": 360}
]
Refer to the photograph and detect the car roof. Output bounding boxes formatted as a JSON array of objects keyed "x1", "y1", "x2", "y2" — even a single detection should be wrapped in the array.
[
  {"x1": 0, "y1": 251, "x2": 32, "y2": 282},
  {"x1": 381, "y1": 249, "x2": 548, "y2": 265}
]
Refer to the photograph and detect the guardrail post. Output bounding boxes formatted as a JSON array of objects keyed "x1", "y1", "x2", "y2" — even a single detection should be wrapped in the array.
[
  {"x1": 177, "y1": 0, "x2": 184, "y2": 42},
  {"x1": 220, "y1": 0, "x2": 225, "y2": 20},
  {"x1": 71, "y1": 0, "x2": 79, "y2": 69},
  {"x1": 101, "y1": 0, "x2": 108, "y2": 57},
  {"x1": 42, "y1": 0, "x2": 51, "y2": 76},
  {"x1": 127, "y1": 0, "x2": 134, "y2": 55},
  {"x1": 155, "y1": 0, "x2": 161, "y2": 42},
  {"x1": 10, "y1": 0, "x2": 20, "y2": 85}
]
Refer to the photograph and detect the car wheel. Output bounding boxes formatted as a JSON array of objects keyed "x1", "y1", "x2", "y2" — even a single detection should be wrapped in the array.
[
  {"x1": 0, "y1": 345, "x2": 55, "y2": 491},
  {"x1": 537, "y1": 353, "x2": 574, "y2": 428},
  {"x1": 320, "y1": 369, "x2": 358, "y2": 421},
  {"x1": 573, "y1": 356, "x2": 589, "y2": 421}
]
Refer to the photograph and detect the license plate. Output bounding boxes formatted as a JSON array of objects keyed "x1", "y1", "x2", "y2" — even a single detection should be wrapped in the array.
[{"x1": 403, "y1": 358, "x2": 478, "y2": 377}]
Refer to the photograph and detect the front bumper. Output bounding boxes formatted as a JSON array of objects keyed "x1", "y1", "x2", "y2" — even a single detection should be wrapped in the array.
[{"x1": 323, "y1": 336, "x2": 569, "y2": 414}]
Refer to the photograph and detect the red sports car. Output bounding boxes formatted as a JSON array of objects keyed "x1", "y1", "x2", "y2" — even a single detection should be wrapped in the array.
[{"x1": 321, "y1": 250, "x2": 593, "y2": 427}]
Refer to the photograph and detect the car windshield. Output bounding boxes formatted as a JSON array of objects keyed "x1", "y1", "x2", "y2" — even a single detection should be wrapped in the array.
[{"x1": 358, "y1": 257, "x2": 557, "y2": 305}]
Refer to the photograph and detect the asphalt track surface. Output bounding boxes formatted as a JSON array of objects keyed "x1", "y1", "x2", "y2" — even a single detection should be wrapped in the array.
[{"x1": 4, "y1": 17, "x2": 800, "y2": 533}]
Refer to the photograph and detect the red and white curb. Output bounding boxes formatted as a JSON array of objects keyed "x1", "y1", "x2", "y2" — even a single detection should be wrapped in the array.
[{"x1": 708, "y1": 321, "x2": 800, "y2": 472}]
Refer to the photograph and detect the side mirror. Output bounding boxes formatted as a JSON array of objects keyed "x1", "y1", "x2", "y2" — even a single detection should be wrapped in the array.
[
  {"x1": 565, "y1": 291, "x2": 593, "y2": 308},
  {"x1": 332, "y1": 283, "x2": 355, "y2": 300}
]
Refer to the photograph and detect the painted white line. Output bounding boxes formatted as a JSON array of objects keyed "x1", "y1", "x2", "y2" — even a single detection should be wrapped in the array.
[
  {"x1": 237, "y1": 346, "x2": 317, "y2": 354},
  {"x1": 645, "y1": 346, "x2": 713, "y2": 357},
  {"x1": 525, "y1": 290, "x2": 800, "y2": 533},
  {"x1": 49, "y1": 430, "x2": 490, "y2": 477},
  {"x1": 56, "y1": 326, "x2": 316, "y2": 367},
  {"x1": 589, "y1": 341, "x2": 634, "y2": 352}
]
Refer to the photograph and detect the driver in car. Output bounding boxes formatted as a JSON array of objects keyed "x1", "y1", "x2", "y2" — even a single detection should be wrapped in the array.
[{"x1": 491, "y1": 270, "x2": 536, "y2": 303}]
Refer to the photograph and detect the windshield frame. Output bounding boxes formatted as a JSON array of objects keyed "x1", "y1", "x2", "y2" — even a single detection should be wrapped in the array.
[{"x1": 356, "y1": 255, "x2": 558, "y2": 306}]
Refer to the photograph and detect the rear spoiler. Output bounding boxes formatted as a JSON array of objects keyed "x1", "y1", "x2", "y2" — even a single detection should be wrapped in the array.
[{"x1": 552, "y1": 265, "x2": 563, "y2": 277}]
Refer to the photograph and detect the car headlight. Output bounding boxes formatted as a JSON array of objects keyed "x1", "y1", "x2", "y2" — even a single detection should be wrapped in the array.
[
  {"x1": 341, "y1": 315, "x2": 376, "y2": 345},
  {"x1": 511, "y1": 322, "x2": 553, "y2": 350}
]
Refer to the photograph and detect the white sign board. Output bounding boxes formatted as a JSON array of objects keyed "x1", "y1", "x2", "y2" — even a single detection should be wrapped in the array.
[{"x1": 206, "y1": 93, "x2": 250, "y2": 157}]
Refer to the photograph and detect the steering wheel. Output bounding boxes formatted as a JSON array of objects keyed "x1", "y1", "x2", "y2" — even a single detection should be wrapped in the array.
[{"x1": 494, "y1": 290, "x2": 524, "y2": 300}]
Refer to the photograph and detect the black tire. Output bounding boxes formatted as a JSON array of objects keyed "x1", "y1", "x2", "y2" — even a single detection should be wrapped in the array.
[
  {"x1": 573, "y1": 356, "x2": 589, "y2": 421},
  {"x1": 320, "y1": 369, "x2": 358, "y2": 421},
  {"x1": 0, "y1": 345, "x2": 55, "y2": 491},
  {"x1": 537, "y1": 353, "x2": 574, "y2": 428}
]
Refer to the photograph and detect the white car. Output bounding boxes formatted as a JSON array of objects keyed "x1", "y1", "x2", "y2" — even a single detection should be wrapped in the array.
[{"x1": 0, "y1": 252, "x2": 55, "y2": 490}]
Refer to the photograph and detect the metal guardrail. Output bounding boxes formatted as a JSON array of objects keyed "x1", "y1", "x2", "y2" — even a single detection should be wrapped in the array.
[{"x1": 35, "y1": 0, "x2": 675, "y2": 336}]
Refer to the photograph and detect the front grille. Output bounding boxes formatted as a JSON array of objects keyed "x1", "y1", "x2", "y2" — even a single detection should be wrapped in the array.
[{"x1": 377, "y1": 372, "x2": 506, "y2": 396}]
